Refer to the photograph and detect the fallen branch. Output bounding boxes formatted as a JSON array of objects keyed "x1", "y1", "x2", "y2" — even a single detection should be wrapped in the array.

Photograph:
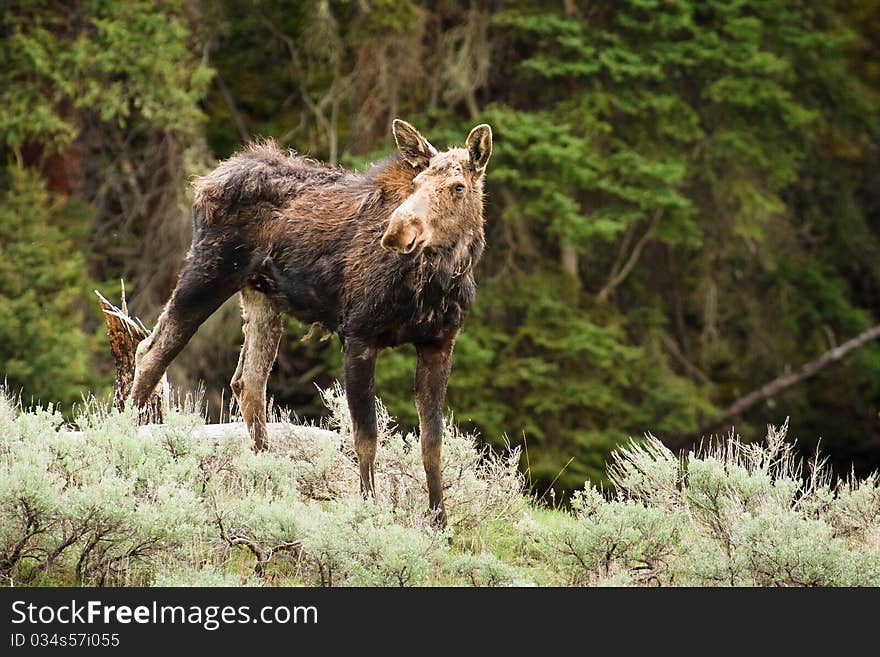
[
  {"x1": 666, "y1": 324, "x2": 880, "y2": 450},
  {"x1": 718, "y1": 324, "x2": 880, "y2": 423}
]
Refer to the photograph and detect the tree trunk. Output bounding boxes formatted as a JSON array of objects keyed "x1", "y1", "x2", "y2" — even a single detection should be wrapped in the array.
[
  {"x1": 560, "y1": 240, "x2": 579, "y2": 281},
  {"x1": 96, "y1": 284, "x2": 166, "y2": 423}
]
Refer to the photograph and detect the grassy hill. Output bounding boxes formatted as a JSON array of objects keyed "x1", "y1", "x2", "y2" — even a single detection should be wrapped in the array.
[{"x1": 2, "y1": 385, "x2": 878, "y2": 587}]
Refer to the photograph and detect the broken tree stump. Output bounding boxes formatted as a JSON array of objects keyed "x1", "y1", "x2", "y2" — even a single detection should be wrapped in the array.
[{"x1": 96, "y1": 283, "x2": 166, "y2": 423}]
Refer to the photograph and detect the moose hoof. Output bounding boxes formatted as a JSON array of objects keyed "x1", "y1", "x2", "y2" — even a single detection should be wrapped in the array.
[{"x1": 429, "y1": 507, "x2": 447, "y2": 530}]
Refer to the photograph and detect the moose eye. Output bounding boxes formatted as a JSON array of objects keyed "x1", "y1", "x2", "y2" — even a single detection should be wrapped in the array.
[{"x1": 453, "y1": 184, "x2": 465, "y2": 193}]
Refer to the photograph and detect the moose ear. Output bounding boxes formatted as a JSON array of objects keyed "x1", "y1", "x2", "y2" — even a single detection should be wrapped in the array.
[
  {"x1": 393, "y1": 119, "x2": 437, "y2": 168},
  {"x1": 466, "y1": 123, "x2": 492, "y2": 173}
]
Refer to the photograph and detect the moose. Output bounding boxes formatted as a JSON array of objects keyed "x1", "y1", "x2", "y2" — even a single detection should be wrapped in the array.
[{"x1": 128, "y1": 119, "x2": 492, "y2": 527}]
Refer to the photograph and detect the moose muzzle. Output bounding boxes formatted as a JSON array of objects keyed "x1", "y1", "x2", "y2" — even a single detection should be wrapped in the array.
[
  {"x1": 381, "y1": 193, "x2": 431, "y2": 254},
  {"x1": 381, "y1": 217, "x2": 423, "y2": 254}
]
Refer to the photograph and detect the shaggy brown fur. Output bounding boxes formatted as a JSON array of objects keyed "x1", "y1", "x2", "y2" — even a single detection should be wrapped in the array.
[{"x1": 129, "y1": 120, "x2": 492, "y2": 527}]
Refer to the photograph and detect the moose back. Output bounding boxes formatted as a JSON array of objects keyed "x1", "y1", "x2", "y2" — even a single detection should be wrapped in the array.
[{"x1": 128, "y1": 119, "x2": 493, "y2": 527}]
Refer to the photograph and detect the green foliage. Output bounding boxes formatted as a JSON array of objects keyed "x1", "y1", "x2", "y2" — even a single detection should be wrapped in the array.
[
  {"x1": 443, "y1": 551, "x2": 529, "y2": 587},
  {"x1": 527, "y1": 486, "x2": 685, "y2": 585},
  {"x1": 0, "y1": 0, "x2": 211, "y2": 151},
  {"x1": 0, "y1": 166, "x2": 96, "y2": 406},
  {"x1": 297, "y1": 501, "x2": 445, "y2": 587},
  {"x1": 152, "y1": 565, "x2": 260, "y2": 588},
  {"x1": 2, "y1": 0, "x2": 879, "y2": 498},
  {"x1": 0, "y1": 388, "x2": 524, "y2": 586}
]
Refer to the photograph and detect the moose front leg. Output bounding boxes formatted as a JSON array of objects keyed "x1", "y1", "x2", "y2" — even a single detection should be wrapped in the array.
[
  {"x1": 343, "y1": 340, "x2": 379, "y2": 499},
  {"x1": 415, "y1": 332, "x2": 456, "y2": 529}
]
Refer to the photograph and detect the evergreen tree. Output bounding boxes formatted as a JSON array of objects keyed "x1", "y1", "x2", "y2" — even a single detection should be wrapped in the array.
[{"x1": 0, "y1": 166, "x2": 93, "y2": 406}]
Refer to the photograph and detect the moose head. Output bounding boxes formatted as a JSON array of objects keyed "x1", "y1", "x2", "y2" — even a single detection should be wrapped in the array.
[{"x1": 381, "y1": 119, "x2": 492, "y2": 255}]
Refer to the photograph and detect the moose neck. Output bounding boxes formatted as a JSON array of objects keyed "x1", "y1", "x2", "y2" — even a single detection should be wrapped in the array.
[
  {"x1": 367, "y1": 153, "x2": 420, "y2": 205},
  {"x1": 411, "y1": 237, "x2": 483, "y2": 295}
]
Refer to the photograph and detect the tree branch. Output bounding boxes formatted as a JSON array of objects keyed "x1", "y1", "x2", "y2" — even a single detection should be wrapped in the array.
[
  {"x1": 718, "y1": 324, "x2": 880, "y2": 423},
  {"x1": 214, "y1": 71, "x2": 251, "y2": 144},
  {"x1": 259, "y1": 15, "x2": 344, "y2": 164},
  {"x1": 597, "y1": 210, "x2": 661, "y2": 302},
  {"x1": 659, "y1": 332, "x2": 710, "y2": 385}
]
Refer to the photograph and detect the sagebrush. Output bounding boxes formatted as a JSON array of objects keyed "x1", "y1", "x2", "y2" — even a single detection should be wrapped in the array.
[
  {"x1": 0, "y1": 384, "x2": 524, "y2": 586},
  {"x1": 1, "y1": 388, "x2": 878, "y2": 586}
]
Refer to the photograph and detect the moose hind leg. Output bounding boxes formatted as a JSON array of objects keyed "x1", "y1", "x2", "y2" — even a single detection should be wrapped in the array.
[
  {"x1": 231, "y1": 288, "x2": 283, "y2": 452},
  {"x1": 131, "y1": 259, "x2": 244, "y2": 413}
]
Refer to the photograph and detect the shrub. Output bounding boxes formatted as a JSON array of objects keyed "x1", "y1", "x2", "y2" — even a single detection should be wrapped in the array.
[
  {"x1": 2, "y1": 386, "x2": 878, "y2": 587},
  {"x1": 530, "y1": 422, "x2": 880, "y2": 586},
  {"x1": 443, "y1": 552, "x2": 533, "y2": 587},
  {"x1": 529, "y1": 486, "x2": 685, "y2": 586},
  {"x1": 295, "y1": 501, "x2": 445, "y2": 587},
  {"x1": 152, "y1": 565, "x2": 261, "y2": 588},
  {"x1": 0, "y1": 386, "x2": 524, "y2": 586}
]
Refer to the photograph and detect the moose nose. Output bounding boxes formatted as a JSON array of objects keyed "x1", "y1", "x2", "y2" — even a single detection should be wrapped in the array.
[
  {"x1": 380, "y1": 234, "x2": 398, "y2": 253},
  {"x1": 381, "y1": 235, "x2": 418, "y2": 254},
  {"x1": 381, "y1": 220, "x2": 421, "y2": 254},
  {"x1": 401, "y1": 235, "x2": 418, "y2": 253}
]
